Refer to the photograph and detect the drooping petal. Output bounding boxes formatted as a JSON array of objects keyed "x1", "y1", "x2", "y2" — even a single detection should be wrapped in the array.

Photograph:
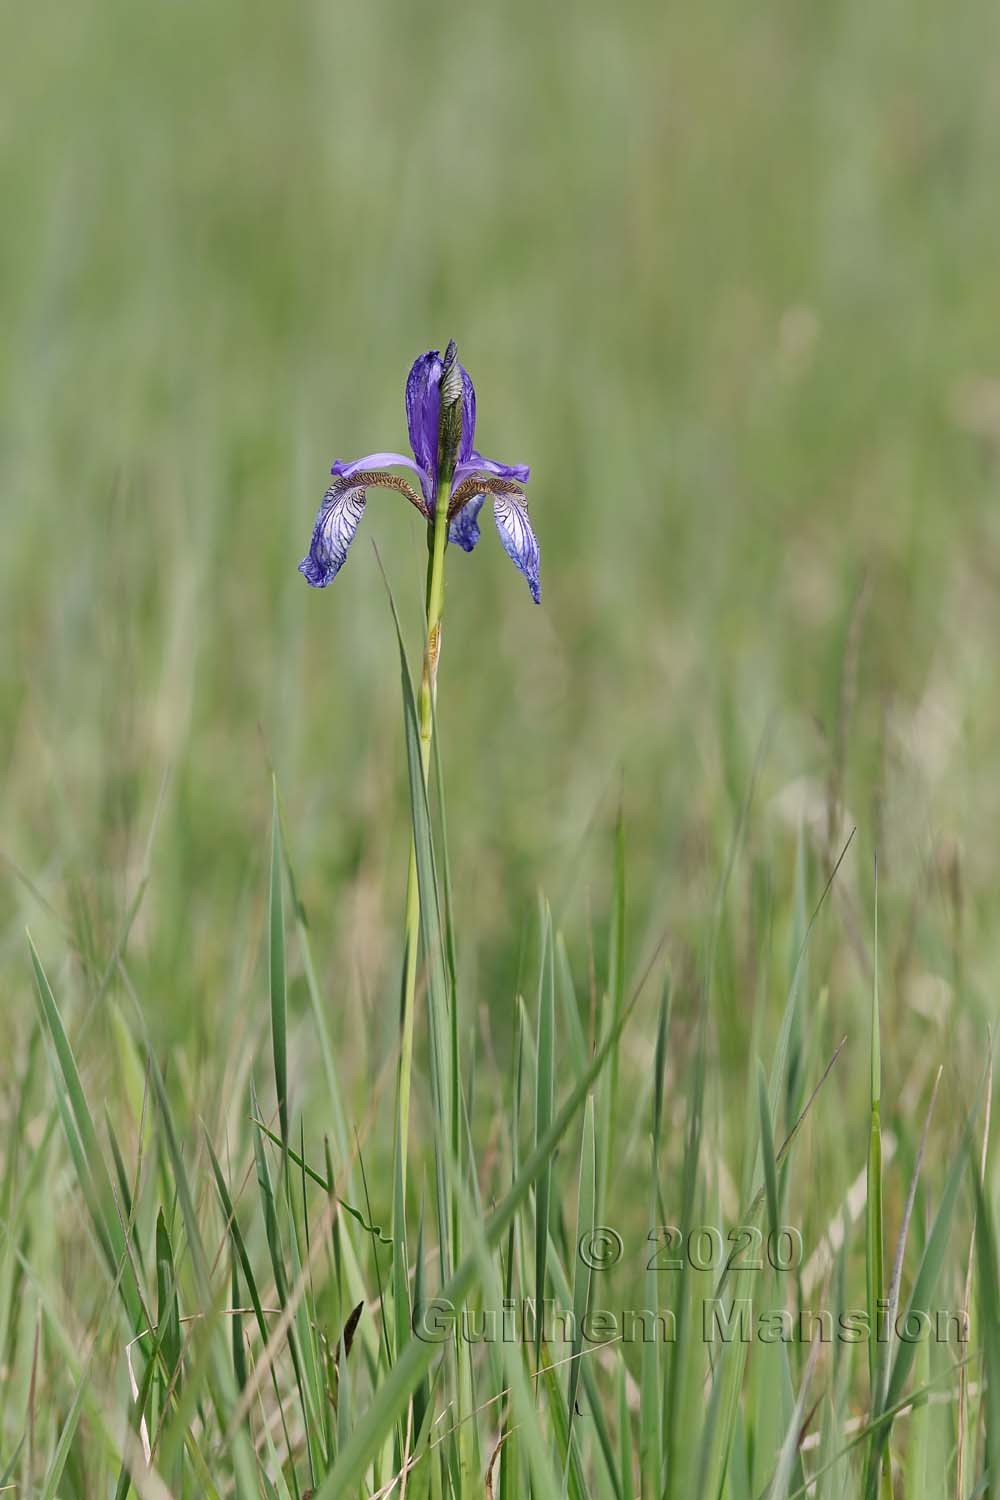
[
  {"x1": 454, "y1": 454, "x2": 531, "y2": 487},
  {"x1": 299, "y1": 479, "x2": 368, "y2": 588},
  {"x1": 299, "y1": 466, "x2": 428, "y2": 588},
  {"x1": 449, "y1": 493, "x2": 485, "y2": 551},
  {"x1": 493, "y1": 491, "x2": 541, "y2": 603},
  {"x1": 405, "y1": 352, "x2": 444, "y2": 482}
]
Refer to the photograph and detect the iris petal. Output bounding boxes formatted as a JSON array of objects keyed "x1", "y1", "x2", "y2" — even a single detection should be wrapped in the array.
[
  {"x1": 299, "y1": 479, "x2": 367, "y2": 587},
  {"x1": 332, "y1": 449, "x2": 434, "y2": 509},
  {"x1": 405, "y1": 351, "x2": 479, "y2": 494},
  {"x1": 405, "y1": 352, "x2": 443, "y2": 482},
  {"x1": 458, "y1": 368, "x2": 477, "y2": 463},
  {"x1": 331, "y1": 452, "x2": 428, "y2": 484},
  {"x1": 449, "y1": 493, "x2": 485, "y2": 551},
  {"x1": 454, "y1": 454, "x2": 531, "y2": 486},
  {"x1": 493, "y1": 492, "x2": 541, "y2": 603}
]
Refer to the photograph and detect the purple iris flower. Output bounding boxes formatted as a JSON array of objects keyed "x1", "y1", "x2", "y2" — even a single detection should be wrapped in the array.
[{"x1": 299, "y1": 344, "x2": 540, "y2": 602}]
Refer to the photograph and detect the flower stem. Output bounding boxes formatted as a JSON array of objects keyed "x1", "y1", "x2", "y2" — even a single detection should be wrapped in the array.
[{"x1": 397, "y1": 477, "x2": 450, "y2": 1182}]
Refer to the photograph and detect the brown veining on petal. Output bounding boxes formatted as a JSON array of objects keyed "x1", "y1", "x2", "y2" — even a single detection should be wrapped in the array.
[
  {"x1": 347, "y1": 470, "x2": 430, "y2": 518},
  {"x1": 447, "y1": 475, "x2": 524, "y2": 521}
]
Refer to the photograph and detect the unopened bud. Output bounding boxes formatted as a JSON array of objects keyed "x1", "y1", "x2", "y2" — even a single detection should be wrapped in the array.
[{"x1": 437, "y1": 339, "x2": 463, "y2": 481}]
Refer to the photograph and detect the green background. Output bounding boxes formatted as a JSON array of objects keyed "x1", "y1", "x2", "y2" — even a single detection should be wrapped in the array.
[{"x1": 6, "y1": 0, "x2": 999, "y2": 1030}]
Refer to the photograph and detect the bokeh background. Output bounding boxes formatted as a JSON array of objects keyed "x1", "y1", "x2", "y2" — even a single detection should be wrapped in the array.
[{"x1": 3, "y1": 0, "x2": 1000, "y2": 1089}]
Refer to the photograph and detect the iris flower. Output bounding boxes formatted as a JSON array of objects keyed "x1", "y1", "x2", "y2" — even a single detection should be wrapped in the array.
[{"x1": 299, "y1": 344, "x2": 540, "y2": 601}]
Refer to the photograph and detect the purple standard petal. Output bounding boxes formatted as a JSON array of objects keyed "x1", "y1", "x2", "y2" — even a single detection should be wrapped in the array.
[
  {"x1": 298, "y1": 479, "x2": 367, "y2": 587},
  {"x1": 454, "y1": 454, "x2": 531, "y2": 487},
  {"x1": 449, "y1": 492, "x2": 485, "y2": 551},
  {"x1": 493, "y1": 491, "x2": 541, "y2": 603},
  {"x1": 405, "y1": 352, "x2": 444, "y2": 482},
  {"x1": 406, "y1": 348, "x2": 478, "y2": 496},
  {"x1": 458, "y1": 366, "x2": 477, "y2": 462}
]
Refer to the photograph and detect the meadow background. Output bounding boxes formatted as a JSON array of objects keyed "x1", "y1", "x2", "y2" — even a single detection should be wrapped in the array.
[{"x1": 2, "y1": 0, "x2": 1000, "y2": 1493}]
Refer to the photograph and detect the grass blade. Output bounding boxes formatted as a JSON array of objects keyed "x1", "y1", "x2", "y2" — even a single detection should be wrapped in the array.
[
  {"x1": 534, "y1": 900, "x2": 555, "y2": 1361},
  {"x1": 567, "y1": 1092, "x2": 596, "y2": 1459},
  {"x1": 269, "y1": 779, "x2": 289, "y2": 1153}
]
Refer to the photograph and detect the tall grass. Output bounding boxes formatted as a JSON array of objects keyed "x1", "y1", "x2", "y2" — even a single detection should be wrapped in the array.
[{"x1": 13, "y1": 559, "x2": 996, "y2": 1493}]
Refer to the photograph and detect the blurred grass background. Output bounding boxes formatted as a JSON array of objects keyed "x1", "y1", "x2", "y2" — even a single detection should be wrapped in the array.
[
  {"x1": 5, "y1": 0, "x2": 1000, "y2": 1035},
  {"x1": 2, "y1": 0, "x2": 1000, "y2": 1485}
]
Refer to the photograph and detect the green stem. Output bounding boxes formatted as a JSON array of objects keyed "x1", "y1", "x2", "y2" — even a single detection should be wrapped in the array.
[{"x1": 397, "y1": 475, "x2": 451, "y2": 1182}]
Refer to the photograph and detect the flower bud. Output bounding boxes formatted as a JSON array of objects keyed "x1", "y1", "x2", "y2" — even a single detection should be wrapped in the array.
[{"x1": 437, "y1": 338, "x2": 463, "y2": 483}]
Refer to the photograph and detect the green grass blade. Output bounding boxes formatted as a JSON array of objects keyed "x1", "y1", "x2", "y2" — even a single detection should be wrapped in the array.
[
  {"x1": 38, "y1": 1365, "x2": 90, "y2": 1500},
  {"x1": 28, "y1": 934, "x2": 141, "y2": 1330},
  {"x1": 383, "y1": 562, "x2": 453, "y2": 1277},
  {"x1": 556, "y1": 933, "x2": 588, "y2": 1081},
  {"x1": 756, "y1": 1058, "x2": 780, "y2": 1251},
  {"x1": 534, "y1": 900, "x2": 555, "y2": 1360},
  {"x1": 567, "y1": 1092, "x2": 595, "y2": 1459},
  {"x1": 269, "y1": 780, "x2": 289, "y2": 1153},
  {"x1": 640, "y1": 980, "x2": 670, "y2": 1499},
  {"x1": 871, "y1": 1126, "x2": 970, "y2": 1486},
  {"x1": 865, "y1": 853, "x2": 884, "y2": 1406},
  {"x1": 598, "y1": 806, "x2": 626, "y2": 1213},
  {"x1": 768, "y1": 1342, "x2": 820, "y2": 1500},
  {"x1": 155, "y1": 1207, "x2": 182, "y2": 1395}
]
